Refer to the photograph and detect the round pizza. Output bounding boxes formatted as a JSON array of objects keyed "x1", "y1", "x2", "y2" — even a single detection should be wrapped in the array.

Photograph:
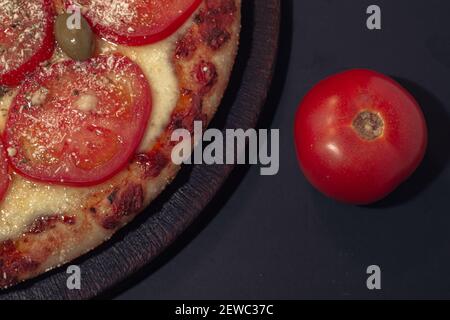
[{"x1": 0, "y1": 0, "x2": 241, "y2": 288}]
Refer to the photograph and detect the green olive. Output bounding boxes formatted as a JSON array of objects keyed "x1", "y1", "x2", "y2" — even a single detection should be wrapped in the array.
[{"x1": 55, "y1": 13, "x2": 95, "y2": 61}]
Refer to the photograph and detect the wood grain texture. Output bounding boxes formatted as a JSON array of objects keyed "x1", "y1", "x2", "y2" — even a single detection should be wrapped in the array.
[{"x1": 0, "y1": 0, "x2": 280, "y2": 300}]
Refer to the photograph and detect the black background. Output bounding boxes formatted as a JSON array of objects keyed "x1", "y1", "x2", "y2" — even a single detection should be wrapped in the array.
[{"x1": 115, "y1": 0, "x2": 450, "y2": 299}]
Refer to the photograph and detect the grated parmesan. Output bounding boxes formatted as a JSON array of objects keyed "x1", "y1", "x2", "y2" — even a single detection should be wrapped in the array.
[{"x1": 0, "y1": 0, "x2": 47, "y2": 75}]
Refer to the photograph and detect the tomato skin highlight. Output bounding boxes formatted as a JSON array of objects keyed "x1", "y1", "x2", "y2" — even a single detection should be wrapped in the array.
[
  {"x1": 0, "y1": 0, "x2": 55, "y2": 86},
  {"x1": 63, "y1": 0, "x2": 203, "y2": 46},
  {"x1": 294, "y1": 69, "x2": 428, "y2": 205},
  {"x1": 4, "y1": 54, "x2": 152, "y2": 187}
]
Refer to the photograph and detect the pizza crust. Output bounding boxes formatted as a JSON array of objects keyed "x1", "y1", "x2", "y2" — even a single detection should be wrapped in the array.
[{"x1": 0, "y1": 0, "x2": 241, "y2": 289}]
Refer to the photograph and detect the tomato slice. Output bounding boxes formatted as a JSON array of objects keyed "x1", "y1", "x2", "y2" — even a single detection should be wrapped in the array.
[
  {"x1": 0, "y1": 141, "x2": 10, "y2": 202},
  {"x1": 4, "y1": 54, "x2": 152, "y2": 186},
  {"x1": 0, "y1": 0, "x2": 55, "y2": 86},
  {"x1": 63, "y1": 0, "x2": 202, "y2": 46}
]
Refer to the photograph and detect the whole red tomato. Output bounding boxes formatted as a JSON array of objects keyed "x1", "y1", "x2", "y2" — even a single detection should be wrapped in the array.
[{"x1": 294, "y1": 69, "x2": 428, "y2": 205}]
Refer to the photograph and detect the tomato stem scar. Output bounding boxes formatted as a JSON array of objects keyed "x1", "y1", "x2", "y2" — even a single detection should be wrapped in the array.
[{"x1": 353, "y1": 111, "x2": 384, "y2": 140}]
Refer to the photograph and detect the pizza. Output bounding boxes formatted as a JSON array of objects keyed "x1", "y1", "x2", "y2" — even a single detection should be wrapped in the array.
[{"x1": 0, "y1": 0, "x2": 240, "y2": 289}]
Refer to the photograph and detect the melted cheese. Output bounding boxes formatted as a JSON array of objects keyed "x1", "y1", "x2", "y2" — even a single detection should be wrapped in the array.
[
  {"x1": 0, "y1": 15, "x2": 192, "y2": 241},
  {"x1": 0, "y1": 89, "x2": 15, "y2": 133},
  {"x1": 0, "y1": 173, "x2": 87, "y2": 239}
]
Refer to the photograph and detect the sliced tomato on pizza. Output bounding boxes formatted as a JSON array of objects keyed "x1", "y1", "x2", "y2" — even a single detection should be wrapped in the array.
[
  {"x1": 63, "y1": 0, "x2": 203, "y2": 46},
  {"x1": 4, "y1": 54, "x2": 152, "y2": 186},
  {"x1": 0, "y1": 141, "x2": 10, "y2": 202},
  {"x1": 0, "y1": 0, "x2": 55, "y2": 86}
]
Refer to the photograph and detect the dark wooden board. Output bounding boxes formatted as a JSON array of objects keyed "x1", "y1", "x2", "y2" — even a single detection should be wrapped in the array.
[{"x1": 0, "y1": 0, "x2": 281, "y2": 300}]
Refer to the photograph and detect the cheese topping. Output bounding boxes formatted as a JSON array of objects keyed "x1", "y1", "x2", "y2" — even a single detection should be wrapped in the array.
[
  {"x1": 0, "y1": 9, "x2": 194, "y2": 241},
  {"x1": 74, "y1": 93, "x2": 98, "y2": 112},
  {"x1": 0, "y1": 173, "x2": 88, "y2": 239}
]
